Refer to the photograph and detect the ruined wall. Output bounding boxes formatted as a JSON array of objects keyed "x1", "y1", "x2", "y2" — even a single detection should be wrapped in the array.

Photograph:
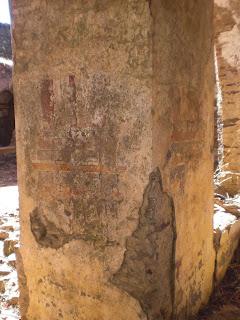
[
  {"x1": 215, "y1": 0, "x2": 240, "y2": 195},
  {"x1": 0, "y1": 63, "x2": 12, "y2": 92},
  {"x1": 0, "y1": 23, "x2": 12, "y2": 61},
  {"x1": 0, "y1": 23, "x2": 12, "y2": 92},
  {"x1": 12, "y1": 1, "x2": 215, "y2": 319},
  {"x1": 0, "y1": 22, "x2": 13, "y2": 147}
]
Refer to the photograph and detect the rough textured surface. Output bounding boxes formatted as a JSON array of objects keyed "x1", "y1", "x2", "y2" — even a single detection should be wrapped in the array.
[
  {"x1": 0, "y1": 63, "x2": 12, "y2": 93},
  {"x1": 11, "y1": 1, "x2": 215, "y2": 319},
  {"x1": 215, "y1": 221, "x2": 240, "y2": 283},
  {"x1": 0, "y1": 21, "x2": 13, "y2": 148},
  {"x1": 0, "y1": 23, "x2": 12, "y2": 60},
  {"x1": 0, "y1": 162, "x2": 20, "y2": 319},
  {"x1": 0, "y1": 23, "x2": 12, "y2": 92},
  {"x1": 151, "y1": 1, "x2": 215, "y2": 318},
  {"x1": 112, "y1": 168, "x2": 176, "y2": 320},
  {"x1": 214, "y1": 211, "x2": 240, "y2": 283},
  {"x1": 215, "y1": 0, "x2": 240, "y2": 194}
]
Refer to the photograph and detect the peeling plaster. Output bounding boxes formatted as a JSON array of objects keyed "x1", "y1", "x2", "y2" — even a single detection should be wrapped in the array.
[{"x1": 112, "y1": 168, "x2": 176, "y2": 320}]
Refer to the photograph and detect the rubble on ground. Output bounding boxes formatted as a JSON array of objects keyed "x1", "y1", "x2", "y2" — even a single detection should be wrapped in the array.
[
  {"x1": 197, "y1": 249, "x2": 240, "y2": 320},
  {"x1": 196, "y1": 195, "x2": 240, "y2": 319},
  {"x1": 214, "y1": 193, "x2": 240, "y2": 283},
  {"x1": 0, "y1": 154, "x2": 20, "y2": 319}
]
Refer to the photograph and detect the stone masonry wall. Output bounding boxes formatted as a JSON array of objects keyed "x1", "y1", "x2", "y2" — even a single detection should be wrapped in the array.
[
  {"x1": 0, "y1": 63, "x2": 12, "y2": 92},
  {"x1": 215, "y1": 0, "x2": 240, "y2": 195},
  {"x1": 0, "y1": 23, "x2": 12, "y2": 92},
  {"x1": 0, "y1": 23, "x2": 12, "y2": 61},
  {"x1": 11, "y1": 1, "x2": 215, "y2": 319}
]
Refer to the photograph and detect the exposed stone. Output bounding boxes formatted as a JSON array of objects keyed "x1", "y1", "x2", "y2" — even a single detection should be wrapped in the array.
[
  {"x1": 30, "y1": 207, "x2": 76, "y2": 249},
  {"x1": 0, "y1": 265, "x2": 11, "y2": 276},
  {"x1": 214, "y1": 210, "x2": 240, "y2": 284},
  {"x1": 0, "y1": 23, "x2": 12, "y2": 60},
  {"x1": 0, "y1": 280, "x2": 5, "y2": 294},
  {"x1": 0, "y1": 156, "x2": 19, "y2": 319},
  {"x1": 0, "y1": 22, "x2": 14, "y2": 148},
  {"x1": 8, "y1": 253, "x2": 16, "y2": 269},
  {"x1": 112, "y1": 168, "x2": 175, "y2": 320},
  {"x1": 7, "y1": 296, "x2": 19, "y2": 307},
  {"x1": 0, "y1": 231, "x2": 9, "y2": 240},
  {"x1": 0, "y1": 63, "x2": 12, "y2": 93},
  {"x1": 215, "y1": 0, "x2": 240, "y2": 194},
  {"x1": 215, "y1": 198, "x2": 240, "y2": 217},
  {"x1": 1, "y1": 225, "x2": 15, "y2": 232},
  {"x1": 3, "y1": 239, "x2": 18, "y2": 257}
]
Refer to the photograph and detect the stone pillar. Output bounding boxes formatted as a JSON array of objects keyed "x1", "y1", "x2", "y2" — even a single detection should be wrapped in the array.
[
  {"x1": 215, "y1": 0, "x2": 240, "y2": 195},
  {"x1": 151, "y1": 2, "x2": 215, "y2": 318},
  {"x1": 11, "y1": 1, "x2": 215, "y2": 319}
]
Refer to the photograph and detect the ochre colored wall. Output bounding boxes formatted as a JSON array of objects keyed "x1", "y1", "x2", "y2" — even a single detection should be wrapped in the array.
[
  {"x1": 151, "y1": 1, "x2": 215, "y2": 317},
  {"x1": 12, "y1": 1, "x2": 215, "y2": 319}
]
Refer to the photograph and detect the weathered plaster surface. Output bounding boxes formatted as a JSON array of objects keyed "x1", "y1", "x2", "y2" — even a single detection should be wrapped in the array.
[
  {"x1": 12, "y1": 0, "x2": 215, "y2": 319},
  {"x1": 12, "y1": 1, "x2": 153, "y2": 319},
  {"x1": 151, "y1": 1, "x2": 215, "y2": 318},
  {"x1": 215, "y1": 0, "x2": 240, "y2": 194},
  {"x1": 0, "y1": 23, "x2": 12, "y2": 92}
]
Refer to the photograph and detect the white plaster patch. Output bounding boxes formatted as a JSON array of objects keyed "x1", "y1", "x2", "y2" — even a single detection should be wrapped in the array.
[{"x1": 219, "y1": 25, "x2": 240, "y2": 69}]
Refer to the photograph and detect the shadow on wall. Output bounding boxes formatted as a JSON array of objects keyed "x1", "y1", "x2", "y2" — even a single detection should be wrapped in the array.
[{"x1": 0, "y1": 89, "x2": 14, "y2": 147}]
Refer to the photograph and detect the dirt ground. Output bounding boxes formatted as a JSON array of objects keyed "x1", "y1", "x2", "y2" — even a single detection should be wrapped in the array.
[
  {"x1": 0, "y1": 153, "x2": 19, "y2": 320},
  {"x1": 0, "y1": 154, "x2": 17, "y2": 187},
  {"x1": 195, "y1": 247, "x2": 240, "y2": 320}
]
